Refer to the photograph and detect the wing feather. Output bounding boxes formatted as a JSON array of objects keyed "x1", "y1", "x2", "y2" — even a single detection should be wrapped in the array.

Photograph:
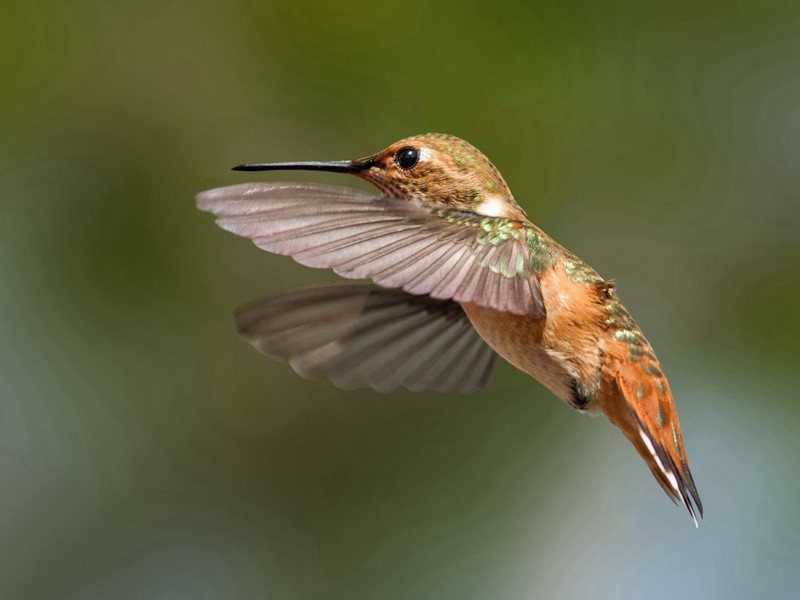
[
  {"x1": 234, "y1": 284, "x2": 499, "y2": 393},
  {"x1": 198, "y1": 183, "x2": 546, "y2": 316}
]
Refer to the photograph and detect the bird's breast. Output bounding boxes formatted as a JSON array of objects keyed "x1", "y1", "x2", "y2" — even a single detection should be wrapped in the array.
[{"x1": 461, "y1": 258, "x2": 608, "y2": 411}]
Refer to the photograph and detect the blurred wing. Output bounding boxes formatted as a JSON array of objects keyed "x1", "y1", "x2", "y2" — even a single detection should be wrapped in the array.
[
  {"x1": 235, "y1": 284, "x2": 499, "y2": 393},
  {"x1": 197, "y1": 183, "x2": 545, "y2": 316}
]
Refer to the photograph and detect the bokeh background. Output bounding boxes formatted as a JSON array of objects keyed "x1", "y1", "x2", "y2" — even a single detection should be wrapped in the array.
[{"x1": 2, "y1": 1, "x2": 800, "y2": 598}]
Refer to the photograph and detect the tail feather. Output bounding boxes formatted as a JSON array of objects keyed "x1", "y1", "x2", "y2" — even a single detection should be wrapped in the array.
[
  {"x1": 601, "y1": 359, "x2": 703, "y2": 525},
  {"x1": 630, "y1": 408, "x2": 703, "y2": 526}
]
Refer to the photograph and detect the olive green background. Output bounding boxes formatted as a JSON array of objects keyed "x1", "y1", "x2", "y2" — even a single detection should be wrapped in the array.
[{"x1": 2, "y1": 1, "x2": 799, "y2": 598}]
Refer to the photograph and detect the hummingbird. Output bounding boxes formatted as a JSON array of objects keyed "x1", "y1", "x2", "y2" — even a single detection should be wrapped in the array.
[{"x1": 196, "y1": 133, "x2": 703, "y2": 525}]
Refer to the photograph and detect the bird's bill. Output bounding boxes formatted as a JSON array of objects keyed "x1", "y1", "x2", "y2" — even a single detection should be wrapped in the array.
[{"x1": 232, "y1": 159, "x2": 374, "y2": 173}]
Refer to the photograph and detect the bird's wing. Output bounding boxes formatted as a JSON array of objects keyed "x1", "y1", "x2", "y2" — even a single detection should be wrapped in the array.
[
  {"x1": 197, "y1": 183, "x2": 547, "y2": 316},
  {"x1": 234, "y1": 283, "x2": 499, "y2": 393}
]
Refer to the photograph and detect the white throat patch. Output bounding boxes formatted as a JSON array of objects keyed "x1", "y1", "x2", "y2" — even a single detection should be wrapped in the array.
[{"x1": 476, "y1": 194, "x2": 511, "y2": 218}]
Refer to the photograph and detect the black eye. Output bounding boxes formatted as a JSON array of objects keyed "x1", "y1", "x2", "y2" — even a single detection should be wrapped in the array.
[{"x1": 395, "y1": 146, "x2": 419, "y2": 170}]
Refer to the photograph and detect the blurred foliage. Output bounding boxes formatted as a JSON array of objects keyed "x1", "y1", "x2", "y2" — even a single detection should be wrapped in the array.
[{"x1": 1, "y1": 1, "x2": 799, "y2": 598}]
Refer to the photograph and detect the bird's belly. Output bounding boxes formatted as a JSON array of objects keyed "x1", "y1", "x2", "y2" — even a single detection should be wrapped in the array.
[{"x1": 460, "y1": 302, "x2": 574, "y2": 402}]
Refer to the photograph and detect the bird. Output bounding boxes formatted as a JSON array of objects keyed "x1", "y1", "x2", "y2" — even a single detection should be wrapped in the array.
[{"x1": 196, "y1": 133, "x2": 702, "y2": 525}]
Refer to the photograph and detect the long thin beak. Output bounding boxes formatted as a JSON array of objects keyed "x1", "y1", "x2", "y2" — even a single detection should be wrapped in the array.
[{"x1": 232, "y1": 159, "x2": 373, "y2": 173}]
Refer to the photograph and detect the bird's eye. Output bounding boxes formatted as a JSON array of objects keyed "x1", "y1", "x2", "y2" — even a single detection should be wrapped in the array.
[{"x1": 394, "y1": 146, "x2": 419, "y2": 170}]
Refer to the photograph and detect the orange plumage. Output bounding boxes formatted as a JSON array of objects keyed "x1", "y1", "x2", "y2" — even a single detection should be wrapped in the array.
[{"x1": 198, "y1": 133, "x2": 703, "y2": 524}]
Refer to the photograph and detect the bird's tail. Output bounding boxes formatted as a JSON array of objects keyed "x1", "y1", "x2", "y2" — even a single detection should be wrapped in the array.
[{"x1": 599, "y1": 356, "x2": 703, "y2": 525}]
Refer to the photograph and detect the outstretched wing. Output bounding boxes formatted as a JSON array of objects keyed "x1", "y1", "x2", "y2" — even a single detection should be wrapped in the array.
[
  {"x1": 197, "y1": 183, "x2": 546, "y2": 316},
  {"x1": 235, "y1": 284, "x2": 499, "y2": 393}
]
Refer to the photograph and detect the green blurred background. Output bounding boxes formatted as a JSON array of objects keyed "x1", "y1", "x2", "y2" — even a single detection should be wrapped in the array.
[{"x1": 2, "y1": 1, "x2": 799, "y2": 598}]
